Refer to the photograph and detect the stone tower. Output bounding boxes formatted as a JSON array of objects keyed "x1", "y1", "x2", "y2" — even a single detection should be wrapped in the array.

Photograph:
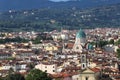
[{"x1": 81, "y1": 51, "x2": 88, "y2": 69}]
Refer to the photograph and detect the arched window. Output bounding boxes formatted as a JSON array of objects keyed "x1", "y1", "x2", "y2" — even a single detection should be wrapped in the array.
[
  {"x1": 85, "y1": 76, "x2": 89, "y2": 80},
  {"x1": 76, "y1": 46, "x2": 79, "y2": 49},
  {"x1": 83, "y1": 64, "x2": 85, "y2": 68},
  {"x1": 82, "y1": 55, "x2": 85, "y2": 62}
]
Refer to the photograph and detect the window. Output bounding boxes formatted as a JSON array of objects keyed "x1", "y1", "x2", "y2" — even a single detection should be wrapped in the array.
[
  {"x1": 53, "y1": 66, "x2": 54, "y2": 68},
  {"x1": 53, "y1": 70, "x2": 55, "y2": 72},
  {"x1": 82, "y1": 58, "x2": 85, "y2": 62},
  {"x1": 85, "y1": 76, "x2": 89, "y2": 80},
  {"x1": 83, "y1": 64, "x2": 85, "y2": 68},
  {"x1": 45, "y1": 70, "x2": 47, "y2": 72},
  {"x1": 45, "y1": 66, "x2": 47, "y2": 68},
  {"x1": 82, "y1": 55, "x2": 85, "y2": 58},
  {"x1": 82, "y1": 55, "x2": 85, "y2": 62},
  {"x1": 76, "y1": 46, "x2": 79, "y2": 49}
]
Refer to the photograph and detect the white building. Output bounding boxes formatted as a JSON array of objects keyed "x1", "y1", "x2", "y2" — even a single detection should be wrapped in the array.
[{"x1": 35, "y1": 63, "x2": 57, "y2": 74}]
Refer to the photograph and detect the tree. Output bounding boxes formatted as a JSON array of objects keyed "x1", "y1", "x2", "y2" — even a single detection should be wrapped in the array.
[
  {"x1": 117, "y1": 49, "x2": 120, "y2": 58},
  {"x1": 5, "y1": 73, "x2": 25, "y2": 80},
  {"x1": 25, "y1": 69, "x2": 52, "y2": 80},
  {"x1": 4, "y1": 68, "x2": 25, "y2": 80},
  {"x1": 97, "y1": 40, "x2": 108, "y2": 48},
  {"x1": 115, "y1": 39, "x2": 120, "y2": 45},
  {"x1": 32, "y1": 37, "x2": 42, "y2": 44},
  {"x1": 27, "y1": 63, "x2": 35, "y2": 70},
  {"x1": 109, "y1": 39, "x2": 114, "y2": 44},
  {"x1": 0, "y1": 77, "x2": 3, "y2": 80}
]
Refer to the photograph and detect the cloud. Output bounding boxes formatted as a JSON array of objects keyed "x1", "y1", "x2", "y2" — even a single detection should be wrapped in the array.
[{"x1": 49, "y1": 0, "x2": 71, "y2": 2}]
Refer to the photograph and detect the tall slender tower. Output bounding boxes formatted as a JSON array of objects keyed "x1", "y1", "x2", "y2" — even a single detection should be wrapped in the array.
[
  {"x1": 73, "y1": 29, "x2": 86, "y2": 52},
  {"x1": 81, "y1": 51, "x2": 88, "y2": 69}
]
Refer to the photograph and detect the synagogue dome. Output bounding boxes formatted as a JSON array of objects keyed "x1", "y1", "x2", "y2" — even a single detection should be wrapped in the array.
[{"x1": 76, "y1": 29, "x2": 86, "y2": 38}]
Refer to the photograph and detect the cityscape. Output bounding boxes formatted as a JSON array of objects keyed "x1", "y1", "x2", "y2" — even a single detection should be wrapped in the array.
[
  {"x1": 0, "y1": 0, "x2": 120, "y2": 80},
  {"x1": 0, "y1": 28, "x2": 119, "y2": 80}
]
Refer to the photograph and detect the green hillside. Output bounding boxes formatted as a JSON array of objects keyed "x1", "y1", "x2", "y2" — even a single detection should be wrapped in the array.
[{"x1": 0, "y1": 4, "x2": 120, "y2": 31}]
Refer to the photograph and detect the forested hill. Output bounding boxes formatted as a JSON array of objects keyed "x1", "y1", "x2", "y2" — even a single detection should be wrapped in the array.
[{"x1": 0, "y1": 3, "x2": 120, "y2": 31}]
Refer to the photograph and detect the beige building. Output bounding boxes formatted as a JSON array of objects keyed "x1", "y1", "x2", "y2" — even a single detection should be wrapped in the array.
[
  {"x1": 44, "y1": 43, "x2": 58, "y2": 51},
  {"x1": 35, "y1": 63, "x2": 57, "y2": 74},
  {"x1": 79, "y1": 68, "x2": 100, "y2": 80},
  {"x1": 72, "y1": 68, "x2": 100, "y2": 80}
]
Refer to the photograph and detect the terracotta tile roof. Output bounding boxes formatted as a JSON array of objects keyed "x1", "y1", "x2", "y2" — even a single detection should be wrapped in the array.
[
  {"x1": 62, "y1": 72, "x2": 70, "y2": 77},
  {"x1": 66, "y1": 43, "x2": 74, "y2": 49},
  {"x1": 0, "y1": 70, "x2": 9, "y2": 73},
  {"x1": 50, "y1": 73, "x2": 62, "y2": 78},
  {"x1": 90, "y1": 67, "x2": 100, "y2": 72},
  {"x1": 61, "y1": 66, "x2": 81, "y2": 72},
  {"x1": 51, "y1": 72, "x2": 79, "y2": 78}
]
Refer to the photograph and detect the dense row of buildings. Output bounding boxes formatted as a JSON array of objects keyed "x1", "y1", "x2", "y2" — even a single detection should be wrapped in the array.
[{"x1": 0, "y1": 28, "x2": 120, "y2": 80}]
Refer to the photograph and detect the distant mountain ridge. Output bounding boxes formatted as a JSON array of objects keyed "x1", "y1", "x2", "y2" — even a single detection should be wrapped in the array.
[
  {"x1": 0, "y1": 3, "x2": 120, "y2": 31},
  {"x1": 0, "y1": 0, "x2": 120, "y2": 11}
]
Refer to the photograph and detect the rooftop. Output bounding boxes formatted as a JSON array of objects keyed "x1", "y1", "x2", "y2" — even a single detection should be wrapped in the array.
[{"x1": 76, "y1": 29, "x2": 86, "y2": 38}]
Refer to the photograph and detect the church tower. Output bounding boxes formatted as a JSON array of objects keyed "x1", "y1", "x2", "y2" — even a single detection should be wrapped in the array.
[
  {"x1": 81, "y1": 51, "x2": 88, "y2": 69},
  {"x1": 73, "y1": 29, "x2": 86, "y2": 52}
]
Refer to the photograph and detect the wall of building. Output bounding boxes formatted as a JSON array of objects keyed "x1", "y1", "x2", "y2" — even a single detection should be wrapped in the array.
[
  {"x1": 80, "y1": 73, "x2": 96, "y2": 80},
  {"x1": 35, "y1": 63, "x2": 57, "y2": 74}
]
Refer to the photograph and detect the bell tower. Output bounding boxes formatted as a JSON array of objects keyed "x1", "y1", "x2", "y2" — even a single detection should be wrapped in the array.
[{"x1": 81, "y1": 51, "x2": 88, "y2": 69}]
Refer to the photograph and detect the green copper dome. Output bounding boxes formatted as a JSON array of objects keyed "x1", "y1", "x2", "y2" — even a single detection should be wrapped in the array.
[
  {"x1": 88, "y1": 44, "x2": 93, "y2": 50},
  {"x1": 76, "y1": 29, "x2": 86, "y2": 38}
]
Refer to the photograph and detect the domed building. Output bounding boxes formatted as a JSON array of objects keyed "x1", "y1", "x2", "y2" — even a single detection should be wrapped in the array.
[
  {"x1": 73, "y1": 29, "x2": 87, "y2": 52},
  {"x1": 86, "y1": 43, "x2": 94, "y2": 50}
]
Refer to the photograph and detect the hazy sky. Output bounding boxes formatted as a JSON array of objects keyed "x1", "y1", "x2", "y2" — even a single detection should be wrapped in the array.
[{"x1": 49, "y1": 0, "x2": 70, "y2": 2}]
